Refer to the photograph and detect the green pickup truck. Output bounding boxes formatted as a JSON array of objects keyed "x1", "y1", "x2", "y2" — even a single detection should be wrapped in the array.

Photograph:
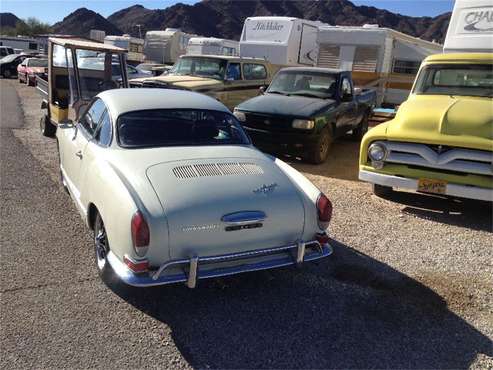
[{"x1": 233, "y1": 67, "x2": 376, "y2": 164}]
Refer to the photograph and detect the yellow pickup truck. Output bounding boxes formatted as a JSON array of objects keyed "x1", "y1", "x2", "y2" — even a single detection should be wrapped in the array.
[{"x1": 359, "y1": 53, "x2": 492, "y2": 202}]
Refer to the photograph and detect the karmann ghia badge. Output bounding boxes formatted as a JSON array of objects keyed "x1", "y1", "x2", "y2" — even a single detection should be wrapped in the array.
[{"x1": 253, "y1": 183, "x2": 278, "y2": 195}]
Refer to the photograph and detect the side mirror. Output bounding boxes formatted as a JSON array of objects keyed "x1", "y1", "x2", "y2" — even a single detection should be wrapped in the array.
[{"x1": 259, "y1": 86, "x2": 266, "y2": 95}]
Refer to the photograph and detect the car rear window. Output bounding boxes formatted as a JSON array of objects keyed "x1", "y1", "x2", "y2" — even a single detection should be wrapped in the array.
[{"x1": 117, "y1": 109, "x2": 250, "y2": 148}]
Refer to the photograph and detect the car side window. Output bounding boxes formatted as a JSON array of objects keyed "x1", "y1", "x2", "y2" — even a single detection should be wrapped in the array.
[
  {"x1": 79, "y1": 98, "x2": 106, "y2": 135},
  {"x1": 243, "y1": 63, "x2": 267, "y2": 80},
  {"x1": 226, "y1": 63, "x2": 241, "y2": 80},
  {"x1": 95, "y1": 110, "x2": 112, "y2": 146},
  {"x1": 341, "y1": 77, "x2": 352, "y2": 97}
]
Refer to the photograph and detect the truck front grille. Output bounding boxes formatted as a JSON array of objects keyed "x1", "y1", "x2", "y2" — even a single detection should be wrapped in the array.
[
  {"x1": 382, "y1": 141, "x2": 493, "y2": 177},
  {"x1": 244, "y1": 113, "x2": 293, "y2": 133}
]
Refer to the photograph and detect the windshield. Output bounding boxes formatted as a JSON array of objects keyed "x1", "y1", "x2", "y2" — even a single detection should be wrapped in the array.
[
  {"x1": 28, "y1": 59, "x2": 47, "y2": 67},
  {"x1": 414, "y1": 64, "x2": 493, "y2": 98},
  {"x1": 117, "y1": 109, "x2": 250, "y2": 148},
  {"x1": 170, "y1": 57, "x2": 227, "y2": 80},
  {"x1": 267, "y1": 71, "x2": 338, "y2": 99}
]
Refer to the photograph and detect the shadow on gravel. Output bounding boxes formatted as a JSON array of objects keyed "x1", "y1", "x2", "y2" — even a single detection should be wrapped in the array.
[
  {"x1": 379, "y1": 191, "x2": 493, "y2": 233},
  {"x1": 109, "y1": 240, "x2": 492, "y2": 369}
]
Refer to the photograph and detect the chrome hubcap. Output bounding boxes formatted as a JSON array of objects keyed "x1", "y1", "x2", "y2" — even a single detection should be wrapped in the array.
[{"x1": 95, "y1": 224, "x2": 108, "y2": 270}]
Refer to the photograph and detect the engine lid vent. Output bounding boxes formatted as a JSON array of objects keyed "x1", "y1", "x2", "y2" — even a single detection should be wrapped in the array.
[{"x1": 173, "y1": 162, "x2": 264, "y2": 179}]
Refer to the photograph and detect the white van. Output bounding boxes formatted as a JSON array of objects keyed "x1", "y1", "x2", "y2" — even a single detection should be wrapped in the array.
[
  {"x1": 317, "y1": 25, "x2": 443, "y2": 106},
  {"x1": 443, "y1": 0, "x2": 493, "y2": 53},
  {"x1": 186, "y1": 37, "x2": 239, "y2": 56},
  {"x1": 239, "y1": 17, "x2": 327, "y2": 66}
]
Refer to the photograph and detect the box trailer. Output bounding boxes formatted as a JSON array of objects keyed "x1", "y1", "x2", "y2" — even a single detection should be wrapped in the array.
[
  {"x1": 239, "y1": 16, "x2": 327, "y2": 66},
  {"x1": 105, "y1": 34, "x2": 144, "y2": 65},
  {"x1": 144, "y1": 28, "x2": 196, "y2": 64},
  {"x1": 444, "y1": 0, "x2": 493, "y2": 53},
  {"x1": 317, "y1": 25, "x2": 443, "y2": 106},
  {"x1": 186, "y1": 37, "x2": 239, "y2": 56}
]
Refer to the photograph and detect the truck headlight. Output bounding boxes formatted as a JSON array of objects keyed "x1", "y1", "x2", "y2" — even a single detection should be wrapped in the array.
[
  {"x1": 292, "y1": 119, "x2": 314, "y2": 130},
  {"x1": 233, "y1": 109, "x2": 246, "y2": 122},
  {"x1": 368, "y1": 142, "x2": 388, "y2": 162}
]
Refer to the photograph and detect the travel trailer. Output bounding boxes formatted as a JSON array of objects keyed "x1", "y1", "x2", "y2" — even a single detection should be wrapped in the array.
[
  {"x1": 89, "y1": 30, "x2": 106, "y2": 43},
  {"x1": 316, "y1": 25, "x2": 443, "y2": 106},
  {"x1": 0, "y1": 36, "x2": 42, "y2": 54},
  {"x1": 186, "y1": 37, "x2": 239, "y2": 56},
  {"x1": 444, "y1": 0, "x2": 493, "y2": 53},
  {"x1": 105, "y1": 34, "x2": 145, "y2": 65},
  {"x1": 144, "y1": 28, "x2": 195, "y2": 64},
  {"x1": 239, "y1": 17, "x2": 327, "y2": 66}
]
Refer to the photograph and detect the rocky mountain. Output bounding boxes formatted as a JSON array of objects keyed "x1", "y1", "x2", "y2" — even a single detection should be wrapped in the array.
[
  {"x1": 107, "y1": 0, "x2": 450, "y2": 42},
  {"x1": 51, "y1": 8, "x2": 122, "y2": 37},
  {"x1": 0, "y1": 12, "x2": 25, "y2": 29}
]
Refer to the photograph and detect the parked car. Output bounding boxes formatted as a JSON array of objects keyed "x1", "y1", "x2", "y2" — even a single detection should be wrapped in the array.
[
  {"x1": 233, "y1": 67, "x2": 376, "y2": 164},
  {"x1": 0, "y1": 53, "x2": 27, "y2": 78},
  {"x1": 17, "y1": 57, "x2": 48, "y2": 85},
  {"x1": 129, "y1": 55, "x2": 279, "y2": 111},
  {"x1": 56, "y1": 88, "x2": 333, "y2": 288},
  {"x1": 0, "y1": 46, "x2": 14, "y2": 58},
  {"x1": 359, "y1": 53, "x2": 493, "y2": 201}
]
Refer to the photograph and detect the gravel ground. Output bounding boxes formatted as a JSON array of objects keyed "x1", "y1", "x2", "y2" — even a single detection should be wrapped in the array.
[{"x1": 1, "y1": 78, "x2": 492, "y2": 369}]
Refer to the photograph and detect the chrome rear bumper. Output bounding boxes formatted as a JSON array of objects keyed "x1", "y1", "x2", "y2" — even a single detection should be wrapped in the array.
[{"x1": 107, "y1": 240, "x2": 332, "y2": 288}]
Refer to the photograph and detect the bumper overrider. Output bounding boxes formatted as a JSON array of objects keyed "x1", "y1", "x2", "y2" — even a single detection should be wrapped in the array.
[
  {"x1": 107, "y1": 240, "x2": 333, "y2": 288},
  {"x1": 359, "y1": 169, "x2": 493, "y2": 202}
]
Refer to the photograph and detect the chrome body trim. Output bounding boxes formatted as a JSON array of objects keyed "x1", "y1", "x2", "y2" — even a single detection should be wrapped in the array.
[
  {"x1": 374, "y1": 141, "x2": 493, "y2": 176},
  {"x1": 221, "y1": 210, "x2": 267, "y2": 225},
  {"x1": 106, "y1": 240, "x2": 333, "y2": 288},
  {"x1": 359, "y1": 169, "x2": 493, "y2": 202}
]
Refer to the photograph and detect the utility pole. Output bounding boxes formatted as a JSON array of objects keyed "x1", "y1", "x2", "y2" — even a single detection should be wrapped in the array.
[{"x1": 135, "y1": 24, "x2": 142, "y2": 39}]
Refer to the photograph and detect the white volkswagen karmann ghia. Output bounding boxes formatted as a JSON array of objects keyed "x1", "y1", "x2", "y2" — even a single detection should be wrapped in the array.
[{"x1": 56, "y1": 88, "x2": 333, "y2": 288}]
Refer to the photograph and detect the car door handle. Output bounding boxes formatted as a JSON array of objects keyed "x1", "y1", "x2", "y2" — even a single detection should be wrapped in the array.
[{"x1": 75, "y1": 151, "x2": 83, "y2": 159}]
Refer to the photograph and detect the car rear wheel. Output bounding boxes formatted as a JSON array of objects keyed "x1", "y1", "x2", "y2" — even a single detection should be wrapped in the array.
[
  {"x1": 40, "y1": 114, "x2": 56, "y2": 138},
  {"x1": 94, "y1": 213, "x2": 114, "y2": 282},
  {"x1": 3, "y1": 70, "x2": 11, "y2": 78},
  {"x1": 372, "y1": 184, "x2": 393, "y2": 197},
  {"x1": 306, "y1": 126, "x2": 333, "y2": 164},
  {"x1": 352, "y1": 111, "x2": 369, "y2": 140}
]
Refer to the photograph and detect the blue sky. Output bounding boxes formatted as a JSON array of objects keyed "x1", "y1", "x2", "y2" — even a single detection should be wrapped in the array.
[{"x1": 1, "y1": 0, "x2": 455, "y2": 25}]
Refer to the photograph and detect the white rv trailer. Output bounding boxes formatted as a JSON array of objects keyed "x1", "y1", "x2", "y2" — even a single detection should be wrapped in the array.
[
  {"x1": 186, "y1": 37, "x2": 239, "y2": 56},
  {"x1": 144, "y1": 28, "x2": 196, "y2": 64},
  {"x1": 89, "y1": 30, "x2": 106, "y2": 43},
  {"x1": 105, "y1": 34, "x2": 145, "y2": 64},
  {"x1": 0, "y1": 36, "x2": 42, "y2": 54},
  {"x1": 239, "y1": 16, "x2": 327, "y2": 66},
  {"x1": 317, "y1": 25, "x2": 443, "y2": 106},
  {"x1": 444, "y1": 0, "x2": 493, "y2": 53}
]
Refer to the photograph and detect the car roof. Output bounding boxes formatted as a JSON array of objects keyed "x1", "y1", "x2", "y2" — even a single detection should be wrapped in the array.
[
  {"x1": 279, "y1": 67, "x2": 346, "y2": 74},
  {"x1": 183, "y1": 54, "x2": 268, "y2": 63},
  {"x1": 424, "y1": 53, "x2": 493, "y2": 63},
  {"x1": 98, "y1": 88, "x2": 231, "y2": 119}
]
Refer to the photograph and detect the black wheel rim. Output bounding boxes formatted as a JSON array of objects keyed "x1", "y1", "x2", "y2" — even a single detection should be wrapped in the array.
[{"x1": 95, "y1": 219, "x2": 109, "y2": 271}]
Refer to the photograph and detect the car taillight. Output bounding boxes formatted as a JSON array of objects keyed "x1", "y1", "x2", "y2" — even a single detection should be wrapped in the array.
[
  {"x1": 124, "y1": 255, "x2": 149, "y2": 273},
  {"x1": 131, "y1": 211, "x2": 150, "y2": 254},
  {"x1": 316, "y1": 193, "x2": 333, "y2": 229}
]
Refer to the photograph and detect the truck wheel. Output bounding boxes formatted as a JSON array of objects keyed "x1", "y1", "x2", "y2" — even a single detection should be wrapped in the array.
[
  {"x1": 307, "y1": 127, "x2": 333, "y2": 164},
  {"x1": 352, "y1": 112, "x2": 369, "y2": 140},
  {"x1": 373, "y1": 184, "x2": 393, "y2": 197},
  {"x1": 40, "y1": 115, "x2": 56, "y2": 138}
]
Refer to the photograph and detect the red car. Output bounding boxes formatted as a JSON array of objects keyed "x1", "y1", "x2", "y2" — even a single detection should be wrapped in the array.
[{"x1": 17, "y1": 57, "x2": 47, "y2": 86}]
